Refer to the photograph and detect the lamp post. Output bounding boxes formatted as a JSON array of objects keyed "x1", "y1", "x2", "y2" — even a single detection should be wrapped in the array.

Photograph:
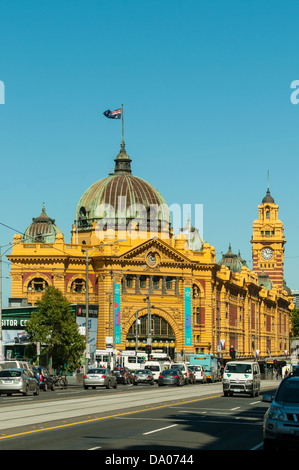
[
  {"x1": 111, "y1": 265, "x2": 145, "y2": 354},
  {"x1": 135, "y1": 308, "x2": 140, "y2": 353},
  {"x1": 83, "y1": 240, "x2": 126, "y2": 373}
]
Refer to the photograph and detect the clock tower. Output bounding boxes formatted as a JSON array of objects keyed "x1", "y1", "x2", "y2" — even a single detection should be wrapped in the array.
[{"x1": 251, "y1": 187, "x2": 286, "y2": 291}]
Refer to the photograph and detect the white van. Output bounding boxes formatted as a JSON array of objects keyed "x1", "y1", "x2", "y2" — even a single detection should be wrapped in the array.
[
  {"x1": 142, "y1": 361, "x2": 162, "y2": 381},
  {"x1": 0, "y1": 360, "x2": 30, "y2": 371},
  {"x1": 223, "y1": 361, "x2": 260, "y2": 397}
]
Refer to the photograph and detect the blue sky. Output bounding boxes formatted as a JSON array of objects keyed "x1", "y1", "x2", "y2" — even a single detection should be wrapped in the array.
[{"x1": 1, "y1": 0, "x2": 299, "y2": 306}]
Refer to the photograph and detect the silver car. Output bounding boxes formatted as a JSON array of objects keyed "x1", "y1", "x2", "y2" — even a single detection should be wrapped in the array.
[
  {"x1": 83, "y1": 368, "x2": 117, "y2": 390},
  {"x1": 263, "y1": 375, "x2": 299, "y2": 449},
  {"x1": 0, "y1": 368, "x2": 40, "y2": 396}
]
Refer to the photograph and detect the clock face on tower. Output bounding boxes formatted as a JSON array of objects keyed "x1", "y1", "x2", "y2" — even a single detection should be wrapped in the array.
[{"x1": 261, "y1": 247, "x2": 273, "y2": 260}]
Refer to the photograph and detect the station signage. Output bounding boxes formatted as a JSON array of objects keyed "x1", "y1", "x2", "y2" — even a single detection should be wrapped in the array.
[{"x1": 1, "y1": 317, "x2": 28, "y2": 329}]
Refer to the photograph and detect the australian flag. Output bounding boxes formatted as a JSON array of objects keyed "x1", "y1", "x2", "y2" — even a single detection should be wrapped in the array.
[{"x1": 103, "y1": 108, "x2": 122, "y2": 119}]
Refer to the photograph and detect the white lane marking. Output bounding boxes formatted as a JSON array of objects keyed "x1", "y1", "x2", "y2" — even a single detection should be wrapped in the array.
[{"x1": 143, "y1": 424, "x2": 178, "y2": 435}]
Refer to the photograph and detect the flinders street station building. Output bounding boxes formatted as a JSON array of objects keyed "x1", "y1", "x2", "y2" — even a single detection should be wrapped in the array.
[{"x1": 2, "y1": 138, "x2": 293, "y2": 363}]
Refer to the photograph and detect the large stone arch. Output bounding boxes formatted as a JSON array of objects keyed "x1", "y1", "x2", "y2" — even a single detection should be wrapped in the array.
[{"x1": 123, "y1": 306, "x2": 181, "y2": 344}]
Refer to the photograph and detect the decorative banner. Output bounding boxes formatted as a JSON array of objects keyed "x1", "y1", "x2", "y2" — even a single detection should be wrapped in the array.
[
  {"x1": 220, "y1": 339, "x2": 226, "y2": 350},
  {"x1": 114, "y1": 283, "x2": 121, "y2": 345},
  {"x1": 184, "y1": 287, "x2": 192, "y2": 345}
]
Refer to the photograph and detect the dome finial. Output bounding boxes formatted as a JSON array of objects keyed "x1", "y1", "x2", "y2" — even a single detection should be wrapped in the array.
[
  {"x1": 262, "y1": 171, "x2": 275, "y2": 203},
  {"x1": 114, "y1": 105, "x2": 132, "y2": 174}
]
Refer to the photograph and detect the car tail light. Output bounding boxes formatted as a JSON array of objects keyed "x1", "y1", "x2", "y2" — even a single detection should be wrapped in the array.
[
  {"x1": 101, "y1": 375, "x2": 106, "y2": 378},
  {"x1": 40, "y1": 375, "x2": 44, "y2": 382},
  {"x1": 84, "y1": 375, "x2": 87, "y2": 379},
  {"x1": 159, "y1": 375, "x2": 163, "y2": 378},
  {"x1": 174, "y1": 375, "x2": 179, "y2": 378}
]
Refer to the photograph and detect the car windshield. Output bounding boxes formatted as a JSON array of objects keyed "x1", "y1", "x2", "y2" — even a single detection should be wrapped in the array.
[
  {"x1": 88, "y1": 369, "x2": 106, "y2": 374},
  {"x1": 0, "y1": 370, "x2": 22, "y2": 377},
  {"x1": 170, "y1": 364, "x2": 184, "y2": 370},
  {"x1": 135, "y1": 370, "x2": 150, "y2": 375},
  {"x1": 225, "y1": 364, "x2": 252, "y2": 374},
  {"x1": 190, "y1": 366, "x2": 202, "y2": 371},
  {"x1": 146, "y1": 365, "x2": 159, "y2": 371},
  {"x1": 275, "y1": 380, "x2": 299, "y2": 403},
  {"x1": 162, "y1": 370, "x2": 178, "y2": 376}
]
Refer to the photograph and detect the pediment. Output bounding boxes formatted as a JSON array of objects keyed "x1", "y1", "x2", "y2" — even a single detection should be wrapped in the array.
[
  {"x1": 117, "y1": 238, "x2": 192, "y2": 267},
  {"x1": 263, "y1": 224, "x2": 274, "y2": 231}
]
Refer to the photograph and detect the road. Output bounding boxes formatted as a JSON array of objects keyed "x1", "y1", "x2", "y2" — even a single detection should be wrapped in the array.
[{"x1": 0, "y1": 380, "x2": 279, "y2": 452}]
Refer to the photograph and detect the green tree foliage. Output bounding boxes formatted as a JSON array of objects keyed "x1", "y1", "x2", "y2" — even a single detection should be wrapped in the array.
[
  {"x1": 25, "y1": 286, "x2": 85, "y2": 372},
  {"x1": 290, "y1": 308, "x2": 299, "y2": 337}
]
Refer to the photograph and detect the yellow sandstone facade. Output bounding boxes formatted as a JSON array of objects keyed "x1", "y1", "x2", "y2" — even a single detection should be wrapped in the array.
[{"x1": 7, "y1": 143, "x2": 293, "y2": 361}]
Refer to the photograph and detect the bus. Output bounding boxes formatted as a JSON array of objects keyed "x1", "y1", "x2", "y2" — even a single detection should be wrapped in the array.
[
  {"x1": 120, "y1": 351, "x2": 146, "y2": 371},
  {"x1": 95, "y1": 350, "x2": 114, "y2": 369},
  {"x1": 95, "y1": 350, "x2": 146, "y2": 371}
]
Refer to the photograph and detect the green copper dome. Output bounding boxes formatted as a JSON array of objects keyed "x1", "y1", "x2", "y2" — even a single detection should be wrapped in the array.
[
  {"x1": 75, "y1": 143, "x2": 171, "y2": 233},
  {"x1": 258, "y1": 270, "x2": 273, "y2": 290},
  {"x1": 218, "y1": 244, "x2": 247, "y2": 273},
  {"x1": 24, "y1": 204, "x2": 63, "y2": 243}
]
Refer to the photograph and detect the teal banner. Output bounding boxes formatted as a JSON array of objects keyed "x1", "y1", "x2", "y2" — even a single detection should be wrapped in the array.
[
  {"x1": 114, "y1": 283, "x2": 121, "y2": 345},
  {"x1": 184, "y1": 287, "x2": 192, "y2": 345}
]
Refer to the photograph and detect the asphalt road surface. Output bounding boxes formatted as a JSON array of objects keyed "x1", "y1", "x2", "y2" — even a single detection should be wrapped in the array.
[{"x1": 0, "y1": 380, "x2": 279, "y2": 452}]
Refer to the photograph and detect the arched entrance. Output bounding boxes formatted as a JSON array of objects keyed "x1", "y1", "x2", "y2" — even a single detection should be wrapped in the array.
[{"x1": 126, "y1": 312, "x2": 176, "y2": 359}]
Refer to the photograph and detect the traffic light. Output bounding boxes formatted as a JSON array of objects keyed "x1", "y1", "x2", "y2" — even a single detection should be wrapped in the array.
[
  {"x1": 230, "y1": 347, "x2": 235, "y2": 360},
  {"x1": 145, "y1": 345, "x2": 152, "y2": 355}
]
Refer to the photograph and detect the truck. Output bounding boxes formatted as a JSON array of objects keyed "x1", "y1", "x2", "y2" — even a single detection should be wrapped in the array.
[{"x1": 189, "y1": 354, "x2": 219, "y2": 382}]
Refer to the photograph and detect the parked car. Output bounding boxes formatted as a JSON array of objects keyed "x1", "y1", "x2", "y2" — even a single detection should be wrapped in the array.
[
  {"x1": 32, "y1": 367, "x2": 55, "y2": 391},
  {"x1": 112, "y1": 367, "x2": 133, "y2": 384},
  {"x1": 0, "y1": 368, "x2": 39, "y2": 396},
  {"x1": 0, "y1": 360, "x2": 30, "y2": 371},
  {"x1": 263, "y1": 374, "x2": 299, "y2": 449},
  {"x1": 158, "y1": 369, "x2": 185, "y2": 387},
  {"x1": 170, "y1": 363, "x2": 190, "y2": 384},
  {"x1": 83, "y1": 368, "x2": 117, "y2": 390},
  {"x1": 133, "y1": 369, "x2": 155, "y2": 385},
  {"x1": 188, "y1": 365, "x2": 207, "y2": 383}
]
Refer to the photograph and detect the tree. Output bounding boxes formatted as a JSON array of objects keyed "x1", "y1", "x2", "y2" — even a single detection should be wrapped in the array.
[
  {"x1": 290, "y1": 308, "x2": 299, "y2": 338},
  {"x1": 25, "y1": 286, "x2": 85, "y2": 372}
]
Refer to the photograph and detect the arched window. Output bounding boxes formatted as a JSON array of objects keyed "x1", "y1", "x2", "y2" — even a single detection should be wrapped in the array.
[
  {"x1": 70, "y1": 278, "x2": 86, "y2": 293},
  {"x1": 27, "y1": 278, "x2": 48, "y2": 292}
]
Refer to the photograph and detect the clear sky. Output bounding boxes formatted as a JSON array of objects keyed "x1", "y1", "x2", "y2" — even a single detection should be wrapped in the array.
[{"x1": 1, "y1": 0, "x2": 299, "y2": 306}]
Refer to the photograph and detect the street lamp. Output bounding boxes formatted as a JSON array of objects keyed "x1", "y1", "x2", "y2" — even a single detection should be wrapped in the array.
[
  {"x1": 111, "y1": 265, "x2": 145, "y2": 354},
  {"x1": 83, "y1": 239, "x2": 126, "y2": 373}
]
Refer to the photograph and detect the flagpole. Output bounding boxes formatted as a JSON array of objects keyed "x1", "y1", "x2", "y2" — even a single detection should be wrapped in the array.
[{"x1": 121, "y1": 104, "x2": 124, "y2": 147}]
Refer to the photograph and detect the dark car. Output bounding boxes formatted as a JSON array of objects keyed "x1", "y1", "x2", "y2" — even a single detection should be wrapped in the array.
[
  {"x1": 113, "y1": 367, "x2": 133, "y2": 384},
  {"x1": 263, "y1": 374, "x2": 299, "y2": 449},
  {"x1": 133, "y1": 369, "x2": 155, "y2": 385},
  {"x1": 32, "y1": 367, "x2": 55, "y2": 391},
  {"x1": 158, "y1": 369, "x2": 185, "y2": 387}
]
